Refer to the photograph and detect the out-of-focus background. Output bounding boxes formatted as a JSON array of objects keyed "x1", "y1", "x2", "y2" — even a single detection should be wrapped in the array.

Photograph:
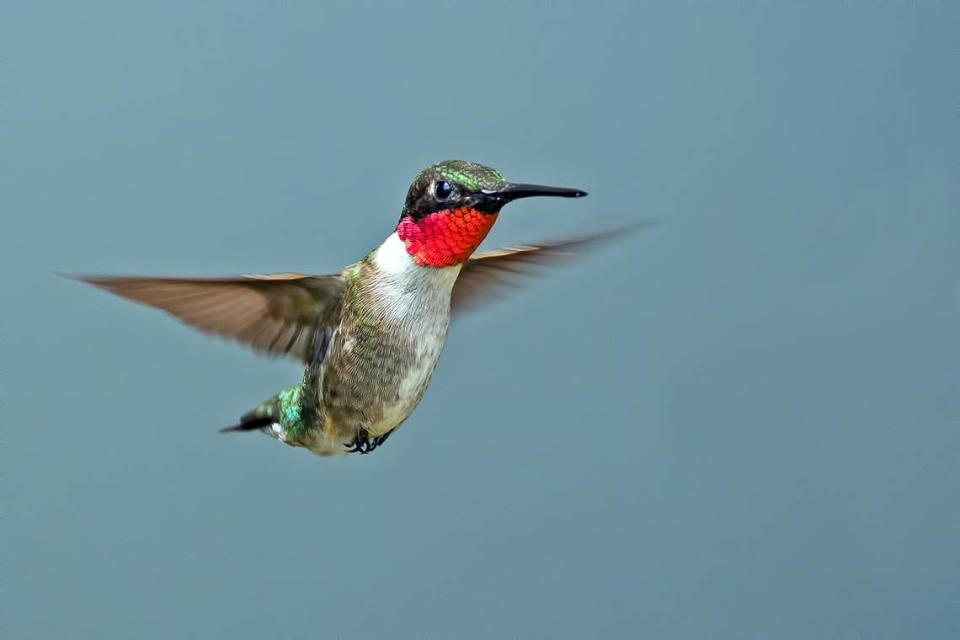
[{"x1": 3, "y1": 3, "x2": 958, "y2": 638}]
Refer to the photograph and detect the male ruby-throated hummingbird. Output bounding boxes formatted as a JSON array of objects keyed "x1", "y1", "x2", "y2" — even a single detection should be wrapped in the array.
[{"x1": 80, "y1": 160, "x2": 629, "y2": 457}]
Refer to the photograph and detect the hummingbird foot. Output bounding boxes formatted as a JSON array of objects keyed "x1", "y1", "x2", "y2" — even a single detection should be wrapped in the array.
[{"x1": 344, "y1": 427, "x2": 394, "y2": 455}]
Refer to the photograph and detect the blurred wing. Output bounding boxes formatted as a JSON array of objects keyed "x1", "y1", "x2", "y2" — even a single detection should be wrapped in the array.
[
  {"x1": 451, "y1": 223, "x2": 655, "y2": 315},
  {"x1": 78, "y1": 273, "x2": 345, "y2": 362}
]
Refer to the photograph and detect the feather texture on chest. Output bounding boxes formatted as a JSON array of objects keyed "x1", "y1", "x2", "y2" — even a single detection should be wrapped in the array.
[
  {"x1": 365, "y1": 232, "x2": 461, "y2": 326},
  {"x1": 317, "y1": 233, "x2": 461, "y2": 440}
]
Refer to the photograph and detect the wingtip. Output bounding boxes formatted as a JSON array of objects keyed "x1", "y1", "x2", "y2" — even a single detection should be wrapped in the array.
[
  {"x1": 56, "y1": 271, "x2": 88, "y2": 282},
  {"x1": 74, "y1": 276, "x2": 125, "y2": 295},
  {"x1": 576, "y1": 218, "x2": 666, "y2": 247},
  {"x1": 560, "y1": 218, "x2": 665, "y2": 249},
  {"x1": 608, "y1": 218, "x2": 667, "y2": 236},
  {"x1": 58, "y1": 272, "x2": 115, "y2": 287}
]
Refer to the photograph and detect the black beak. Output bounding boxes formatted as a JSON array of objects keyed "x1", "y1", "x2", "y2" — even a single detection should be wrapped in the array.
[{"x1": 483, "y1": 182, "x2": 588, "y2": 203}]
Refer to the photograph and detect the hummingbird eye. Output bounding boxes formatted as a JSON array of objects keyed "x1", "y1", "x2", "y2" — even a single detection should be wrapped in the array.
[{"x1": 433, "y1": 180, "x2": 454, "y2": 201}]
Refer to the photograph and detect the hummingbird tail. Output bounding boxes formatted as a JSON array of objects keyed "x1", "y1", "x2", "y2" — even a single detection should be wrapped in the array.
[
  {"x1": 219, "y1": 412, "x2": 276, "y2": 433},
  {"x1": 219, "y1": 384, "x2": 310, "y2": 437}
]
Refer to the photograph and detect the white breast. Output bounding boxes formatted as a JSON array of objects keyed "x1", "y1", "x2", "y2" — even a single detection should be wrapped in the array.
[
  {"x1": 372, "y1": 332, "x2": 446, "y2": 432},
  {"x1": 367, "y1": 233, "x2": 461, "y2": 434}
]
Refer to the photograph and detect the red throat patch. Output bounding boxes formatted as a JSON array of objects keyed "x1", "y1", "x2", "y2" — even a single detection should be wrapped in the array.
[{"x1": 396, "y1": 207, "x2": 498, "y2": 267}]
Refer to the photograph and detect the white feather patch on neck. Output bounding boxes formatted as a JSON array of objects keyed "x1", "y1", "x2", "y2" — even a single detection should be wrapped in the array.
[
  {"x1": 372, "y1": 231, "x2": 461, "y2": 308},
  {"x1": 373, "y1": 232, "x2": 416, "y2": 276}
]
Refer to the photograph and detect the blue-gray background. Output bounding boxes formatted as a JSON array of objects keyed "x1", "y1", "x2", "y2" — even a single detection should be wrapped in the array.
[{"x1": 3, "y1": 2, "x2": 958, "y2": 638}]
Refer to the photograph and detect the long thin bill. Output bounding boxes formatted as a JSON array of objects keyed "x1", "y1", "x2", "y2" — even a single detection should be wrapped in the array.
[{"x1": 487, "y1": 183, "x2": 588, "y2": 201}]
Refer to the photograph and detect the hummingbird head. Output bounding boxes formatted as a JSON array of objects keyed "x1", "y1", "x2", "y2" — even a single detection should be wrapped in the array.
[{"x1": 396, "y1": 160, "x2": 587, "y2": 267}]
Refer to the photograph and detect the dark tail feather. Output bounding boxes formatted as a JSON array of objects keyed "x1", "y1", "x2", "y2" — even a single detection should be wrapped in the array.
[{"x1": 220, "y1": 412, "x2": 276, "y2": 434}]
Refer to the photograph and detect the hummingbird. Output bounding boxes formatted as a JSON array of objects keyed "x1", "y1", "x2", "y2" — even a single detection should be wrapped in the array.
[{"x1": 80, "y1": 160, "x2": 628, "y2": 457}]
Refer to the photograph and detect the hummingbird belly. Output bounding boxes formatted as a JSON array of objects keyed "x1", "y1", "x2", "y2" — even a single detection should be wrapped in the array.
[
  {"x1": 309, "y1": 253, "x2": 459, "y2": 454},
  {"x1": 315, "y1": 317, "x2": 449, "y2": 453},
  {"x1": 339, "y1": 332, "x2": 444, "y2": 433}
]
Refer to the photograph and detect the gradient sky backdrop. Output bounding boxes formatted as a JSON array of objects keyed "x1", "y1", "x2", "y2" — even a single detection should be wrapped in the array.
[{"x1": 3, "y1": 2, "x2": 958, "y2": 638}]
